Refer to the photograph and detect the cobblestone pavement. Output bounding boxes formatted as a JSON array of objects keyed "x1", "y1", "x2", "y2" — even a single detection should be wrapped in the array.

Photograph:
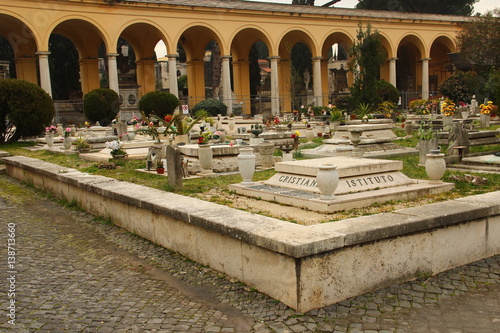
[{"x1": 0, "y1": 174, "x2": 499, "y2": 333}]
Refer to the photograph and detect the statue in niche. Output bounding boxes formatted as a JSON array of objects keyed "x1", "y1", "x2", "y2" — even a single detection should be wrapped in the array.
[
  {"x1": 117, "y1": 45, "x2": 132, "y2": 75},
  {"x1": 303, "y1": 69, "x2": 310, "y2": 90}
]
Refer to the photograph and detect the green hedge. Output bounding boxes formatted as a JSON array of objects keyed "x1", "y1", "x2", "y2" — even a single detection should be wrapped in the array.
[{"x1": 0, "y1": 79, "x2": 54, "y2": 143}]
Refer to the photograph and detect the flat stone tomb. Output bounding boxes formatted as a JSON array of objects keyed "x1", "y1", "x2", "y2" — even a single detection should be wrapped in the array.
[
  {"x1": 266, "y1": 157, "x2": 414, "y2": 195},
  {"x1": 230, "y1": 156, "x2": 454, "y2": 213}
]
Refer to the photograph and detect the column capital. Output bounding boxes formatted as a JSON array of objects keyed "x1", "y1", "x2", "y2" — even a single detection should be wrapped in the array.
[
  {"x1": 312, "y1": 56, "x2": 323, "y2": 61},
  {"x1": 221, "y1": 55, "x2": 232, "y2": 60},
  {"x1": 35, "y1": 51, "x2": 51, "y2": 56},
  {"x1": 268, "y1": 56, "x2": 280, "y2": 60},
  {"x1": 106, "y1": 53, "x2": 119, "y2": 58},
  {"x1": 167, "y1": 54, "x2": 178, "y2": 59},
  {"x1": 420, "y1": 57, "x2": 431, "y2": 62},
  {"x1": 388, "y1": 57, "x2": 398, "y2": 61}
]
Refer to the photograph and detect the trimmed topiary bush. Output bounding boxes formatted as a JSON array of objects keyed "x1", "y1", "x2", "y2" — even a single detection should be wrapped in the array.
[
  {"x1": 439, "y1": 71, "x2": 478, "y2": 103},
  {"x1": 0, "y1": 79, "x2": 55, "y2": 143},
  {"x1": 378, "y1": 80, "x2": 399, "y2": 104},
  {"x1": 191, "y1": 98, "x2": 227, "y2": 117},
  {"x1": 138, "y1": 91, "x2": 179, "y2": 119},
  {"x1": 83, "y1": 88, "x2": 120, "y2": 125}
]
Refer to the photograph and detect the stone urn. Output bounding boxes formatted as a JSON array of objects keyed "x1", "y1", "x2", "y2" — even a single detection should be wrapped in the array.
[
  {"x1": 237, "y1": 147, "x2": 256, "y2": 185},
  {"x1": 45, "y1": 134, "x2": 54, "y2": 148},
  {"x1": 197, "y1": 144, "x2": 213, "y2": 174},
  {"x1": 425, "y1": 149, "x2": 446, "y2": 184},
  {"x1": 480, "y1": 113, "x2": 490, "y2": 127},
  {"x1": 62, "y1": 137, "x2": 72, "y2": 150},
  {"x1": 56, "y1": 124, "x2": 64, "y2": 136},
  {"x1": 316, "y1": 164, "x2": 339, "y2": 200}
]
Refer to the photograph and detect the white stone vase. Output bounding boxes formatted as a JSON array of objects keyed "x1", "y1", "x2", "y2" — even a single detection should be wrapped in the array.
[
  {"x1": 45, "y1": 134, "x2": 54, "y2": 147},
  {"x1": 62, "y1": 137, "x2": 72, "y2": 150},
  {"x1": 228, "y1": 118, "x2": 236, "y2": 132},
  {"x1": 238, "y1": 147, "x2": 256, "y2": 185},
  {"x1": 480, "y1": 113, "x2": 490, "y2": 127},
  {"x1": 306, "y1": 128, "x2": 315, "y2": 143},
  {"x1": 174, "y1": 134, "x2": 189, "y2": 145},
  {"x1": 316, "y1": 164, "x2": 339, "y2": 200},
  {"x1": 56, "y1": 124, "x2": 63, "y2": 136},
  {"x1": 425, "y1": 150, "x2": 446, "y2": 184},
  {"x1": 442, "y1": 115, "x2": 453, "y2": 128},
  {"x1": 198, "y1": 144, "x2": 213, "y2": 174}
]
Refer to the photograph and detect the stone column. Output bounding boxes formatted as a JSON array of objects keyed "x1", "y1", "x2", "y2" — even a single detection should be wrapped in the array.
[
  {"x1": 107, "y1": 53, "x2": 120, "y2": 94},
  {"x1": 222, "y1": 55, "x2": 232, "y2": 114},
  {"x1": 389, "y1": 57, "x2": 397, "y2": 88},
  {"x1": 312, "y1": 57, "x2": 323, "y2": 106},
  {"x1": 421, "y1": 58, "x2": 430, "y2": 100},
  {"x1": 36, "y1": 51, "x2": 52, "y2": 97},
  {"x1": 167, "y1": 54, "x2": 179, "y2": 98},
  {"x1": 270, "y1": 56, "x2": 280, "y2": 115}
]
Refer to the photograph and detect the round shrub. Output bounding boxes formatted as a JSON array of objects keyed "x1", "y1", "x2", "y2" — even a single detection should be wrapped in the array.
[
  {"x1": 0, "y1": 79, "x2": 54, "y2": 143},
  {"x1": 439, "y1": 71, "x2": 478, "y2": 103},
  {"x1": 83, "y1": 88, "x2": 120, "y2": 125},
  {"x1": 378, "y1": 80, "x2": 399, "y2": 104},
  {"x1": 191, "y1": 98, "x2": 228, "y2": 117},
  {"x1": 138, "y1": 91, "x2": 179, "y2": 119}
]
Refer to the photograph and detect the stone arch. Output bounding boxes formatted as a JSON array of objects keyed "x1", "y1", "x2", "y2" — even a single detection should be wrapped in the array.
[
  {"x1": 396, "y1": 34, "x2": 426, "y2": 95},
  {"x1": 178, "y1": 24, "x2": 225, "y2": 106},
  {"x1": 119, "y1": 21, "x2": 171, "y2": 98},
  {"x1": 429, "y1": 35, "x2": 457, "y2": 93},
  {"x1": 230, "y1": 26, "x2": 273, "y2": 115},
  {"x1": 0, "y1": 13, "x2": 39, "y2": 83},
  {"x1": 278, "y1": 28, "x2": 318, "y2": 111},
  {"x1": 49, "y1": 17, "x2": 109, "y2": 95},
  {"x1": 321, "y1": 30, "x2": 354, "y2": 104}
]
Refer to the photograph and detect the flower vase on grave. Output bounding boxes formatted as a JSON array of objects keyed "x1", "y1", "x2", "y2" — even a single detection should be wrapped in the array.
[
  {"x1": 197, "y1": 144, "x2": 213, "y2": 175},
  {"x1": 316, "y1": 164, "x2": 339, "y2": 200},
  {"x1": 480, "y1": 113, "x2": 490, "y2": 127},
  {"x1": 238, "y1": 147, "x2": 256, "y2": 185},
  {"x1": 56, "y1": 124, "x2": 63, "y2": 136},
  {"x1": 442, "y1": 115, "x2": 453, "y2": 128},
  {"x1": 306, "y1": 128, "x2": 315, "y2": 143},
  {"x1": 45, "y1": 134, "x2": 54, "y2": 148},
  {"x1": 404, "y1": 121, "x2": 413, "y2": 137},
  {"x1": 425, "y1": 149, "x2": 446, "y2": 184},
  {"x1": 174, "y1": 134, "x2": 189, "y2": 145},
  {"x1": 62, "y1": 137, "x2": 72, "y2": 150},
  {"x1": 228, "y1": 118, "x2": 236, "y2": 132},
  {"x1": 70, "y1": 125, "x2": 77, "y2": 137},
  {"x1": 461, "y1": 110, "x2": 469, "y2": 120}
]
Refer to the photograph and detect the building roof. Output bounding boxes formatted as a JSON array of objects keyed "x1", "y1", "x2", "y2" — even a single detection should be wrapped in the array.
[{"x1": 127, "y1": 0, "x2": 470, "y2": 23}]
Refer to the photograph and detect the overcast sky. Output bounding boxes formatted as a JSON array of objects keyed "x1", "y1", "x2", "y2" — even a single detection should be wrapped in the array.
[{"x1": 249, "y1": 0, "x2": 498, "y2": 14}]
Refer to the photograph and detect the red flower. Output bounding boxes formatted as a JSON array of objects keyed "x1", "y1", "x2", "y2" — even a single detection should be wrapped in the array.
[{"x1": 164, "y1": 115, "x2": 173, "y2": 123}]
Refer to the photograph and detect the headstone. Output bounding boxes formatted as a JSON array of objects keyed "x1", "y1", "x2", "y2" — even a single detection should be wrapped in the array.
[{"x1": 166, "y1": 145, "x2": 183, "y2": 190}]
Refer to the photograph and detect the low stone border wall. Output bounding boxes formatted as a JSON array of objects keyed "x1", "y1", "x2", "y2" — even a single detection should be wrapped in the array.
[{"x1": 2, "y1": 155, "x2": 499, "y2": 312}]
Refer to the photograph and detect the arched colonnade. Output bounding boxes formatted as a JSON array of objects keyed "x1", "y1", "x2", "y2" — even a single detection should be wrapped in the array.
[{"x1": 0, "y1": 0, "x2": 464, "y2": 114}]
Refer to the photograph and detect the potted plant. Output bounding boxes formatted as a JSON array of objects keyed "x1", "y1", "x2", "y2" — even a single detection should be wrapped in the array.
[
  {"x1": 44, "y1": 125, "x2": 57, "y2": 147},
  {"x1": 75, "y1": 136, "x2": 91, "y2": 153},
  {"x1": 156, "y1": 160, "x2": 165, "y2": 174},
  {"x1": 62, "y1": 127, "x2": 73, "y2": 150}
]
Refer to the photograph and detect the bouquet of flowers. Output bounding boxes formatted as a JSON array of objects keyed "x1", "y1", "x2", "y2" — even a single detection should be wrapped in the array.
[
  {"x1": 105, "y1": 140, "x2": 127, "y2": 156},
  {"x1": 441, "y1": 102, "x2": 456, "y2": 116},
  {"x1": 479, "y1": 101, "x2": 493, "y2": 115},
  {"x1": 45, "y1": 126, "x2": 57, "y2": 134},
  {"x1": 62, "y1": 127, "x2": 72, "y2": 138}
]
